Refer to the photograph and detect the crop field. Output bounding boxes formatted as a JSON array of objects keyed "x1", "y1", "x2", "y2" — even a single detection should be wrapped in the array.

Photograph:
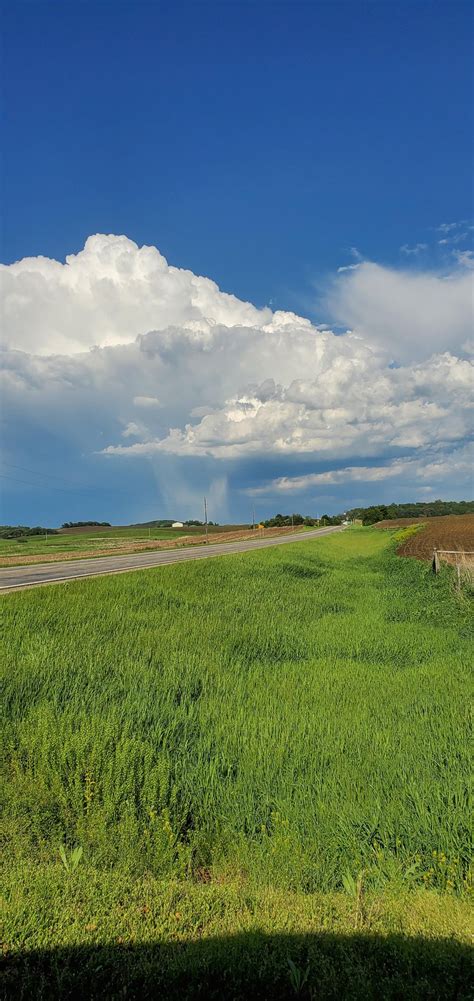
[
  {"x1": 1, "y1": 528, "x2": 472, "y2": 999},
  {"x1": 0, "y1": 524, "x2": 249, "y2": 566},
  {"x1": 376, "y1": 514, "x2": 474, "y2": 562},
  {"x1": 0, "y1": 526, "x2": 184, "y2": 560},
  {"x1": 0, "y1": 525, "x2": 300, "y2": 568},
  {"x1": 0, "y1": 524, "x2": 251, "y2": 564}
]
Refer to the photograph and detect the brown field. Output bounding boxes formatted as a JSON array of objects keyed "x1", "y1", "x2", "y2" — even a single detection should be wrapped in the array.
[{"x1": 376, "y1": 514, "x2": 474, "y2": 563}]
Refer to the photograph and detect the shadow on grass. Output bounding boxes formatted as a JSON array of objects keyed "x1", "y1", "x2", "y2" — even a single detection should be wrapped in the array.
[{"x1": 2, "y1": 931, "x2": 472, "y2": 1001}]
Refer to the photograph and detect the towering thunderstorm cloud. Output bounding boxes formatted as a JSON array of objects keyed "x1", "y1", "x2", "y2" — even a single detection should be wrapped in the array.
[{"x1": 1, "y1": 234, "x2": 472, "y2": 512}]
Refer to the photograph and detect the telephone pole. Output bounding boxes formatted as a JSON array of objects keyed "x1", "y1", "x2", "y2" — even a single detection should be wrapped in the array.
[{"x1": 204, "y1": 496, "x2": 208, "y2": 543}]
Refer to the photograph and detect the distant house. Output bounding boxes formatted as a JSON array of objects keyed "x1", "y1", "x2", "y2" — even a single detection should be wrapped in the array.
[{"x1": 172, "y1": 521, "x2": 184, "y2": 528}]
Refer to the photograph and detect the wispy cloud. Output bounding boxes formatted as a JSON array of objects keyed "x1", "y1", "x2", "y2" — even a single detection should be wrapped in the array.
[
  {"x1": 400, "y1": 243, "x2": 428, "y2": 255},
  {"x1": 435, "y1": 220, "x2": 473, "y2": 247},
  {"x1": 246, "y1": 461, "x2": 407, "y2": 495},
  {"x1": 133, "y1": 396, "x2": 162, "y2": 408},
  {"x1": 453, "y1": 249, "x2": 474, "y2": 269},
  {"x1": 337, "y1": 246, "x2": 363, "y2": 272},
  {"x1": 244, "y1": 444, "x2": 474, "y2": 496},
  {"x1": 436, "y1": 221, "x2": 467, "y2": 234}
]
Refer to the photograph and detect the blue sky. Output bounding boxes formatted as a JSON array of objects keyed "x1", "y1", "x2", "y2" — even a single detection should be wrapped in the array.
[{"x1": 1, "y1": 0, "x2": 473, "y2": 525}]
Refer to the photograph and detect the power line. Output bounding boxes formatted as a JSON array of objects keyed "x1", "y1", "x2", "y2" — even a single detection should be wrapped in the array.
[
  {"x1": 1, "y1": 461, "x2": 75, "y2": 486},
  {"x1": 0, "y1": 472, "x2": 130, "y2": 495},
  {"x1": 0, "y1": 472, "x2": 73, "y2": 493}
]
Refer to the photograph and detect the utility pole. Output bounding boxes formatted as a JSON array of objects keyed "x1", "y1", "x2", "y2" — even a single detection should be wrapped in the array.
[
  {"x1": 204, "y1": 496, "x2": 208, "y2": 543},
  {"x1": 291, "y1": 514, "x2": 294, "y2": 532},
  {"x1": 252, "y1": 506, "x2": 255, "y2": 531}
]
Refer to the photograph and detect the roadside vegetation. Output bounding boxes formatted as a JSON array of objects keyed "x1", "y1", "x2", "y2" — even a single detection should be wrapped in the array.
[{"x1": 1, "y1": 529, "x2": 472, "y2": 997}]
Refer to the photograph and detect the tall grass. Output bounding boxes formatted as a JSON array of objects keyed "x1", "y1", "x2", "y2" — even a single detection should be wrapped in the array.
[{"x1": 1, "y1": 529, "x2": 471, "y2": 894}]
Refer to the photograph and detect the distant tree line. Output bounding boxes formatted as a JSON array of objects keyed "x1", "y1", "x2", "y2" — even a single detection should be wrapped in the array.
[
  {"x1": 263, "y1": 513, "x2": 343, "y2": 528},
  {"x1": 61, "y1": 521, "x2": 111, "y2": 528},
  {"x1": 0, "y1": 525, "x2": 59, "y2": 539},
  {"x1": 184, "y1": 520, "x2": 218, "y2": 527},
  {"x1": 345, "y1": 500, "x2": 474, "y2": 526},
  {"x1": 262, "y1": 500, "x2": 473, "y2": 529}
]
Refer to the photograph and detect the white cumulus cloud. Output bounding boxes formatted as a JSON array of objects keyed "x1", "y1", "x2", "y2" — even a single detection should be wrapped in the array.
[{"x1": 1, "y1": 233, "x2": 270, "y2": 355}]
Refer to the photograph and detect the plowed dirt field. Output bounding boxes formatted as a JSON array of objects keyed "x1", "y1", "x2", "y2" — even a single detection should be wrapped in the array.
[{"x1": 376, "y1": 514, "x2": 474, "y2": 562}]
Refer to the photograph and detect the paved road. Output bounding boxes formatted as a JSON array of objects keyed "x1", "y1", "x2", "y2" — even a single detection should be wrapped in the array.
[{"x1": 0, "y1": 526, "x2": 344, "y2": 592}]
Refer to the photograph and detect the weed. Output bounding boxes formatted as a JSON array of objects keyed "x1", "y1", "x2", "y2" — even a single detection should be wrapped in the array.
[
  {"x1": 59, "y1": 844, "x2": 83, "y2": 873},
  {"x1": 287, "y1": 956, "x2": 310, "y2": 994}
]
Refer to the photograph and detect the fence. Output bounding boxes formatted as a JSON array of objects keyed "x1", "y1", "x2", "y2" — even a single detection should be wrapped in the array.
[{"x1": 432, "y1": 549, "x2": 474, "y2": 590}]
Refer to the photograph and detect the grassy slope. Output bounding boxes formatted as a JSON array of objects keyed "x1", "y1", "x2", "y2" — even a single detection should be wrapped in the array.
[{"x1": 1, "y1": 528, "x2": 472, "y2": 998}]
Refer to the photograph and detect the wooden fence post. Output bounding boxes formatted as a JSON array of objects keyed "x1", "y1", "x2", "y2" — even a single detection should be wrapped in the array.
[{"x1": 432, "y1": 549, "x2": 439, "y2": 574}]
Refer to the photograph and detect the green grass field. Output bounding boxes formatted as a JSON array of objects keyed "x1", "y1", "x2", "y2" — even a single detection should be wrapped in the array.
[{"x1": 1, "y1": 529, "x2": 472, "y2": 998}]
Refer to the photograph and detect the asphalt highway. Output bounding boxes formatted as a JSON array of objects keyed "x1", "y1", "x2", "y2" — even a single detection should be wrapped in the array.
[{"x1": 0, "y1": 525, "x2": 344, "y2": 592}]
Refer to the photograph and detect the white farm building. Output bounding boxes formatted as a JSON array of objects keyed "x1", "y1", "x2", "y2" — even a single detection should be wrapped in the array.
[{"x1": 172, "y1": 521, "x2": 184, "y2": 528}]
